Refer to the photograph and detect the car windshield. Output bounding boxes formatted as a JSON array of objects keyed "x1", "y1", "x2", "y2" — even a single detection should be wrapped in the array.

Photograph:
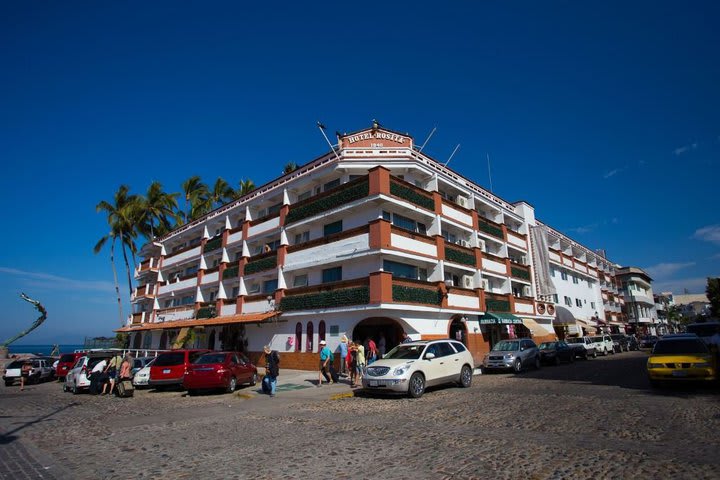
[
  {"x1": 195, "y1": 354, "x2": 226, "y2": 364},
  {"x1": 59, "y1": 354, "x2": 76, "y2": 362},
  {"x1": 7, "y1": 361, "x2": 23, "y2": 368},
  {"x1": 492, "y1": 341, "x2": 520, "y2": 352},
  {"x1": 610, "y1": 335, "x2": 624, "y2": 340},
  {"x1": 153, "y1": 352, "x2": 185, "y2": 366},
  {"x1": 538, "y1": 343, "x2": 557, "y2": 350},
  {"x1": 566, "y1": 338, "x2": 583, "y2": 344},
  {"x1": 590, "y1": 337, "x2": 602, "y2": 342},
  {"x1": 383, "y1": 344, "x2": 424, "y2": 360},
  {"x1": 653, "y1": 339, "x2": 708, "y2": 355}
]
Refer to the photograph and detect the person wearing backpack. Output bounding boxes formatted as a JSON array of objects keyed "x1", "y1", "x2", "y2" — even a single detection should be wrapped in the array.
[
  {"x1": 318, "y1": 340, "x2": 334, "y2": 385},
  {"x1": 262, "y1": 345, "x2": 280, "y2": 397}
]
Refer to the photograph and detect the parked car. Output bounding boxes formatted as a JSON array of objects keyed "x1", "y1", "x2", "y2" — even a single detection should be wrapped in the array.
[
  {"x1": 183, "y1": 352, "x2": 258, "y2": 395},
  {"x1": 482, "y1": 338, "x2": 541, "y2": 373},
  {"x1": 685, "y1": 321, "x2": 720, "y2": 346},
  {"x1": 132, "y1": 357, "x2": 156, "y2": 388},
  {"x1": 149, "y1": 349, "x2": 210, "y2": 389},
  {"x1": 639, "y1": 335, "x2": 660, "y2": 349},
  {"x1": 565, "y1": 337, "x2": 597, "y2": 358},
  {"x1": 589, "y1": 335, "x2": 614, "y2": 356},
  {"x1": 63, "y1": 352, "x2": 114, "y2": 394},
  {"x1": 538, "y1": 341, "x2": 576, "y2": 365},
  {"x1": 131, "y1": 356, "x2": 155, "y2": 376},
  {"x1": 647, "y1": 333, "x2": 716, "y2": 386},
  {"x1": 625, "y1": 335, "x2": 639, "y2": 351},
  {"x1": 609, "y1": 334, "x2": 629, "y2": 353},
  {"x1": 3, "y1": 357, "x2": 55, "y2": 386},
  {"x1": 361, "y1": 340, "x2": 474, "y2": 398},
  {"x1": 56, "y1": 352, "x2": 86, "y2": 380}
]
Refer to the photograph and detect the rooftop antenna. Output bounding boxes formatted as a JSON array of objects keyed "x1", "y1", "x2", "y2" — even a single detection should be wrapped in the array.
[
  {"x1": 443, "y1": 144, "x2": 460, "y2": 167},
  {"x1": 486, "y1": 153, "x2": 494, "y2": 193},
  {"x1": 317, "y1": 121, "x2": 341, "y2": 161},
  {"x1": 417, "y1": 126, "x2": 437, "y2": 152}
]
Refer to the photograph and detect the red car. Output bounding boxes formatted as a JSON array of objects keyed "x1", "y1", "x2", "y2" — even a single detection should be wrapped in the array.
[
  {"x1": 56, "y1": 352, "x2": 86, "y2": 380},
  {"x1": 183, "y1": 352, "x2": 258, "y2": 394},
  {"x1": 149, "y1": 349, "x2": 210, "y2": 389}
]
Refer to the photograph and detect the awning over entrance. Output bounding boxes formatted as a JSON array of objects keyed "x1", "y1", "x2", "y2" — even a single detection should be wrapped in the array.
[
  {"x1": 521, "y1": 318, "x2": 545, "y2": 335},
  {"x1": 115, "y1": 311, "x2": 279, "y2": 332},
  {"x1": 479, "y1": 312, "x2": 523, "y2": 325},
  {"x1": 576, "y1": 318, "x2": 597, "y2": 332},
  {"x1": 553, "y1": 306, "x2": 576, "y2": 326}
]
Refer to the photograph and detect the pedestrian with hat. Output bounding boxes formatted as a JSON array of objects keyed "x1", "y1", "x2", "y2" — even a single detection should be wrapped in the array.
[
  {"x1": 339, "y1": 335, "x2": 349, "y2": 377},
  {"x1": 263, "y1": 345, "x2": 280, "y2": 397},
  {"x1": 318, "y1": 340, "x2": 333, "y2": 386}
]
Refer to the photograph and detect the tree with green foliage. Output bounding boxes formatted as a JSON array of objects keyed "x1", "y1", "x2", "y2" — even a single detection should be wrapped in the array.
[
  {"x1": 234, "y1": 178, "x2": 256, "y2": 199},
  {"x1": 208, "y1": 177, "x2": 235, "y2": 209},
  {"x1": 283, "y1": 161, "x2": 298, "y2": 175},
  {"x1": 181, "y1": 175, "x2": 209, "y2": 223},
  {"x1": 706, "y1": 277, "x2": 720, "y2": 318},
  {"x1": 135, "y1": 181, "x2": 181, "y2": 240}
]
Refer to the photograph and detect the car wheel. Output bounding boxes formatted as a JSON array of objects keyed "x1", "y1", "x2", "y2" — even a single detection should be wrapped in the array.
[
  {"x1": 187, "y1": 389, "x2": 196, "y2": 396},
  {"x1": 554, "y1": 355, "x2": 561, "y2": 366},
  {"x1": 249, "y1": 372, "x2": 258, "y2": 386},
  {"x1": 71, "y1": 384, "x2": 79, "y2": 394},
  {"x1": 227, "y1": 377, "x2": 237, "y2": 393},
  {"x1": 592, "y1": 350, "x2": 597, "y2": 358},
  {"x1": 408, "y1": 372, "x2": 425, "y2": 398},
  {"x1": 4, "y1": 380, "x2": 13, "y2": 387},
  {"x1": 513, "y1": 358, "x2": 523, "y2": 373},
  {"x1": 62, "y1": 383, "x2": 68, "y2": 392},
  {"x1": 459, "y1": 365, "x2": 472, "y2": 388},
  {"x1": 534, "y1": 356, "x2": 541, "y2": 369}
]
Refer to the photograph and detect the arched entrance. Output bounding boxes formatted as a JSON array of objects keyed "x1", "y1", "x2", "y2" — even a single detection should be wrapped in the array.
[
  {"x1": 352, "y1": 317, "x2": 405, "y2": 356},
  {"x1": 132, "y1": 332, "x2": 142, "y2": 349},
  {"x1": 449, "y1": 316, "x2": 468, "y2": 345}
]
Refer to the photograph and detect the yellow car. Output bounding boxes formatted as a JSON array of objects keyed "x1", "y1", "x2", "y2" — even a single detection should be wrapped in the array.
[{"x1": 646, "y1": 334, "x2": 716, "y2": 386}]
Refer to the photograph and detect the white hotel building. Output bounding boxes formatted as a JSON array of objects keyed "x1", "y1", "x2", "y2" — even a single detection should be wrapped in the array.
[{"x1": 120, "y1": 123, "x2": 633, "y2": 369}]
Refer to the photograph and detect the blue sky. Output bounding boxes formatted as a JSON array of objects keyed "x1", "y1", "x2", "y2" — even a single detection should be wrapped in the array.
[{"x1": 1, "y1": 1, "x2": 718, "y2": 344}]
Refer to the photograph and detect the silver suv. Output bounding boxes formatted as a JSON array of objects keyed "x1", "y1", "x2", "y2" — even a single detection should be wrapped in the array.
[{"x1": 482, "y1": 338, "x2": 541, "y2": 373}]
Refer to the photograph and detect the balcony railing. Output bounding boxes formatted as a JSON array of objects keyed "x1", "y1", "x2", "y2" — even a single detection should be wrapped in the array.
[
  {"x1": 392, "y1": 278, "x2": 443, "y2": 306},
  {"x1": 445, "y1": 243, "x2": 476, "y2": 267},
  {"x1": 485, "y1": 293, "x2": 511, "y2": 312},
  {"x1": 244, "y1": 252, "x2": 277, "y2": 275},
  {"x1": 510, "y1": 265, "x2": 531, "y2": 281},
  {"x1": 286, "y1": 177, "x2": 369, "y2": 224},
  {"x1": 389, "y1": 178, "x2": 434, "y2": 211},
  {"x1": 280, "y1": 278, "x2": 370, "y2": 311},
  {"x1": 478, "y1": 217, "x2": 504, "y2": 239}
]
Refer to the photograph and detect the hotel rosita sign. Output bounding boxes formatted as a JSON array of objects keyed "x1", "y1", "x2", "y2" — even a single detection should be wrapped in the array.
[{"x1": 339, "y1": 127, "x2": 412, "y2": 149}]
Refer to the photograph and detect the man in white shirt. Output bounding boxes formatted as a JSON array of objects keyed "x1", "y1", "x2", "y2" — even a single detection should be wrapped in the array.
[{"x1": 89, "y1": 358, "x2": 107, "y2": 395}]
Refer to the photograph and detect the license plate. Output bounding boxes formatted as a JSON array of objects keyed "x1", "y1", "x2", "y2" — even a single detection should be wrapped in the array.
[
  {"x1": 672, "y1": 370, "x2": 688, "y2": 377},
  {"x1": 163, "y1": 369, "x2": 171, "y2": 374},
  {"x1": 369, "y1": 380, "x2": 378, "y2": 387}
]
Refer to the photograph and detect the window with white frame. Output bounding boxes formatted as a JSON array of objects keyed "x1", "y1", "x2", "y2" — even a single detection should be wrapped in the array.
[
  {"x1": 293, "y1": 274, "x2": 308, "y2": 287},
  {"x1": 575, "y1": 298, "x2": 582, "y2": 307},
  {"x1": 561, "y1": 271, "x2": 568, "y2": 281},
  {"x1": 564, "y1": 296, "x2": 572, "y2": 307}
]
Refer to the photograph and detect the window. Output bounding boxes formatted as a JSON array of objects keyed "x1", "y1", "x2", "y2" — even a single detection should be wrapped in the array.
[
  {"x1": 294, "y1": 231, "x2": 310, "y2": 244},
  {"x1": 322, "y1": 267, "x2": 342, "y2": 283},
  {"x1": 323, "y1": 178, "x2": 340, "y2": 191},
  {"x1": 267, "y1": 203, "x2": 282, "y2": 215},
  {"x1": 552, "y1": 294, "x2": 559, "y2": 303},
  {"x1": 297, "y1": 190, "x2": 311, "y2": 201},
  {"x1": 181, "y1": 295, "x2": 195, "y2": 305},
  {"x1": 307, "y1": 322, "x2": 314, "y2": 352},
  {"x1": 247, "y1": 283, "x2": 261, "y2": 294},
  {"x1": 319, "y1": 320, "x2": 326, "y2": 344},
  {"x1": 293, "y1": 274, "x2": 308, "y2": 287},
  {"x1": 323, "y1": 220, "x2": 342, "y2": 236},
  {"x1": 551, "y1": 268, "x2": 556, "y2": 277},
  {"x1": 441, "y1": 229, "x2": 457, "y2": 244},
  {"x1": 263, "y1": 279, "x2": 278, "y2": 294},
  {"x1": 295, "y1": 322, "x2": 302, "y2": 352},
  {"x1": 212, "y1": 258, "x2": 220, "y2": 268},
  {"x1": 383, "y1": 211, "x2": 426, "y2": 235},
  {"x1": 209, "y1": 291, "x2": 217, "y2": 302},
  {"x1": 588, "y1": 280, "x2": 593, "y2": 288},
  {"x1": 444, "y1": 272, "x2": 460, "y2": 286},
  {"x1": 382, "y1": 210, "x2": 392, "y2": 221},
  {"x1": 234, "y1": 251, "x2": 243, "y2": 261},
  {"x1": 590, "y1": 302, "x2": 595, "y2": 310},
  {"x1": 572, "y1": 275, "x2": 579, "y2": 284},
  {"x1": 231, "y1": 287, "x2": 239, "y2": 298},
  {"x1": 185, "y1": 265, "x2": 198, "y2": 276},
  {"x1": 561, "y1": 271, "x2": 568, "y2": 281},
  {"x1": 575, "y1": 298, "x2": 582, "y2": 307},
  {"x1": 564, "y1": 296, "x2": 572, "y2": 307},
  {"x1": 383, "y1": 260, "x2": 422, "y2": 280}
]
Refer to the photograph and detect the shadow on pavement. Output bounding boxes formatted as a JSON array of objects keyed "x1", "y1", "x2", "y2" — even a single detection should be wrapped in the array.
[{"x1": 0, "y1": 401, "x2": 80, "y2": 445}]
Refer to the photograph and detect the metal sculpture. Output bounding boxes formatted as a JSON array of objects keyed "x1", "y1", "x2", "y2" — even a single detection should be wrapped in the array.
[{"x1": 0, "y1": 293, "x2": 48, "y2": 347}]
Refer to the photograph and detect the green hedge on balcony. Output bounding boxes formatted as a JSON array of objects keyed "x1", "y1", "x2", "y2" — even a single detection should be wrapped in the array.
[
  {"x1": 280, "y1": 287, "x2": 369, "y2": 311},
  {"x1": 196, "y1": 306, "x2": 216, "y2": 319},
  {"x1": 445, "y1": 247, "x2": 476, "y2": 266},
  {"x1": 204, "y1": 236, "x2": 223, "y2": 252},
  {"x1": 390, "y1": 182, "x2": 435, "y2": 211},
  {"x1": 222, "y1": 266, "x2": 239, "y2": 280},
  {"x1": 392, "y1": 285, "x2": 442, "y2": 305},
  {"x1": 286, "y1": 180, "x2": 369, "y2": 224},
  {"x1": 244, "y1": 256, "x2": 277, "y2": 275},
  {"x1": 486, "y1": 299, "x2": 511, "y2": 312},
  {"x1": 478, "y1": 221, "x2": 504, "y2": 239},
  {"x1": 511, "y1": 266, "x2": 531, "y2": 280}
]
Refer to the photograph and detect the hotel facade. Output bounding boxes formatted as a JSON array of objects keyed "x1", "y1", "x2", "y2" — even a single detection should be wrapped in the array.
[{"x1": 119, "y1": 124, "x2": 637, "y2": 369}]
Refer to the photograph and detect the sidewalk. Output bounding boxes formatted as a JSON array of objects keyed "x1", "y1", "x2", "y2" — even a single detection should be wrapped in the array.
[{"x1": 256, "y1": 367, "x2": 356, "y2": 394}]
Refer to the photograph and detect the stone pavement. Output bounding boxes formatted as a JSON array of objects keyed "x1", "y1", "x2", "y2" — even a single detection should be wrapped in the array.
[{"x1": 1, "y1": 352, "x2": 719, "y2": 479}]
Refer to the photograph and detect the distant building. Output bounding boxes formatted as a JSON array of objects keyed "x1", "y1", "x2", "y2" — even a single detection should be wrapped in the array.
[
  {"x1": 673, "y1": 293, "x2": 711, "y2": 320},
  {"x1": 616, "y1": 267, "x2": 658, "y2": 335}
]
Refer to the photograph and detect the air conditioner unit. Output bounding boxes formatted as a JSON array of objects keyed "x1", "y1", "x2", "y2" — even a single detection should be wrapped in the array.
[
  {"x1": 522, "y1": 285, "x2": 533, "y2": 297},
  {"x1": 478, "y1": 239, "x2": 486, "y2": 252},
  {"x1": 459, "y1": 239, "x2": 470, "y2": 248},
  {"x1": 457, "y1": 196, "x2": 468, "y2": 208},
  {"x1": 463, "y1": 275, "x2": 474, "y2": 289},
  {"x1": 481, "y1": 278, "x2": 489, "y2": 290}
]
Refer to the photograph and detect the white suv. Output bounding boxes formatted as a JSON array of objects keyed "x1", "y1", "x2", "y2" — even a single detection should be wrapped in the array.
[
  {"x1": 589, "y1": 335, "x2": 614, "y2": 356},
  {"x1": 362, "y1": 340, "x2": 475, "y2": 398}
]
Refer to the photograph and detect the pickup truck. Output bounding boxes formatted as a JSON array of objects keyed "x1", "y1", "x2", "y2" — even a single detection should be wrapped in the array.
[{"x1": 565, "y1": 337, "x2": 597, "y2": 358}]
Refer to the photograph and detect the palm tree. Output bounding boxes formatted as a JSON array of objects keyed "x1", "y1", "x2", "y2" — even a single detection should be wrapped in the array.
[
  {"x1": 209, "y1": 177, "x2": 235, "y2": 209},
  {"x1": 181, "y1": 176, "x2": 209, "y2": 223},
  {"x1": 95, "y1": 185, "x2": 139, "y2": 324},
  {"x1": 234, "y1": 178, "x2": 256, "y2": 199},
  {"x1": 283, "y1": 162, "x2": 298, "y2": 175},
  {"x1": 135, "y1": 181, "x2": 180, "y2": 240}
]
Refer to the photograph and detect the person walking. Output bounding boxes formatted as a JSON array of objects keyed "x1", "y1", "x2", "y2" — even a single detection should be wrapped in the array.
[
  {"x1": 367, "y1": 338, "x2": 378, "y2": 365},
  {"x1": 339, "y1": 335, "x2": 349, "y2": 377},
  {"x1": 354, "y1": 342, "x2": 366, "y2": 387},
  {"x1": 262, "y1": 345, "x2": 280, "y2": 397},
  {"x1": 318, "y1": 340, "x2": 333, "y2": 385},
  {"x1": 90, "y1": 358, "x2": 108, "y2": 395},
  {"x1": 102, "y1": 353, "x2": 123, "y2": 396},
  {"x1": 19, "y1": 360, "x2": 32, "y2": 391}
]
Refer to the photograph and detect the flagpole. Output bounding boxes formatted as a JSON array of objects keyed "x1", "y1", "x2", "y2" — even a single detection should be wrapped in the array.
[{"x1": 317, "y1": 122, "x2": 341, "y2": 161}]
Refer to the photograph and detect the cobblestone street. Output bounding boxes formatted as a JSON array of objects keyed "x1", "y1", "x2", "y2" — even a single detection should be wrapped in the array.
[{"x1": 1, "y1": 351, "x2": 719, "y2": 480}]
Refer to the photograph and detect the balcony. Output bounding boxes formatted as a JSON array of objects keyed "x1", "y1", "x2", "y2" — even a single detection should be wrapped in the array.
[
  {"x1": 510, "y1": 264, "x2": 531, "y2": 281},
  {"x1": 477, "y1": 217, "x2": 504, "y2": 239},
  {"x1": 445, "y1": 242, "x2": 476, "y2": 267},
  {"x1": 130, "y1": 312, "x2": 147, "y2": 325},
  {"x1": 133, "y1": 284, "x2": 156, "y2": 299},
  {"x1": 280, "y1": 278, "x2": 370, "y2": 311},
  {"x1": 389, "y1": 178, "x2": 434, "y2": 211},
  {"x1": 244, "y1": 251, "x2": 277, "y2": 275},
  {"x1": 286, "y1": 176, "x2": 370, "y2": 224},
  {"x1": 513, "y1": 297, "x2": 535, "y2": 314},
  {"x1": 392, "y1": 278, "x2": 443, "y2": 306},
  {"x1": 138, "y1": 258, "x2": 160, "y2": 273},
  {"x1": 485, "y1": 293, "x2": 512, "y2": 312}
]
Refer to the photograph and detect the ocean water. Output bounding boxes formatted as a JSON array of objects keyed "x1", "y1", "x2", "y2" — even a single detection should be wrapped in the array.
[{"x1": 7, "y1": 344, "x2": 86, "y2": 356}]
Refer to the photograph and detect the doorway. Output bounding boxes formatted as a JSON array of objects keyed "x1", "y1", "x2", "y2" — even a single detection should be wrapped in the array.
[{"x1": 352, "y1": 317, "x2": 405, "y2": 356}]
